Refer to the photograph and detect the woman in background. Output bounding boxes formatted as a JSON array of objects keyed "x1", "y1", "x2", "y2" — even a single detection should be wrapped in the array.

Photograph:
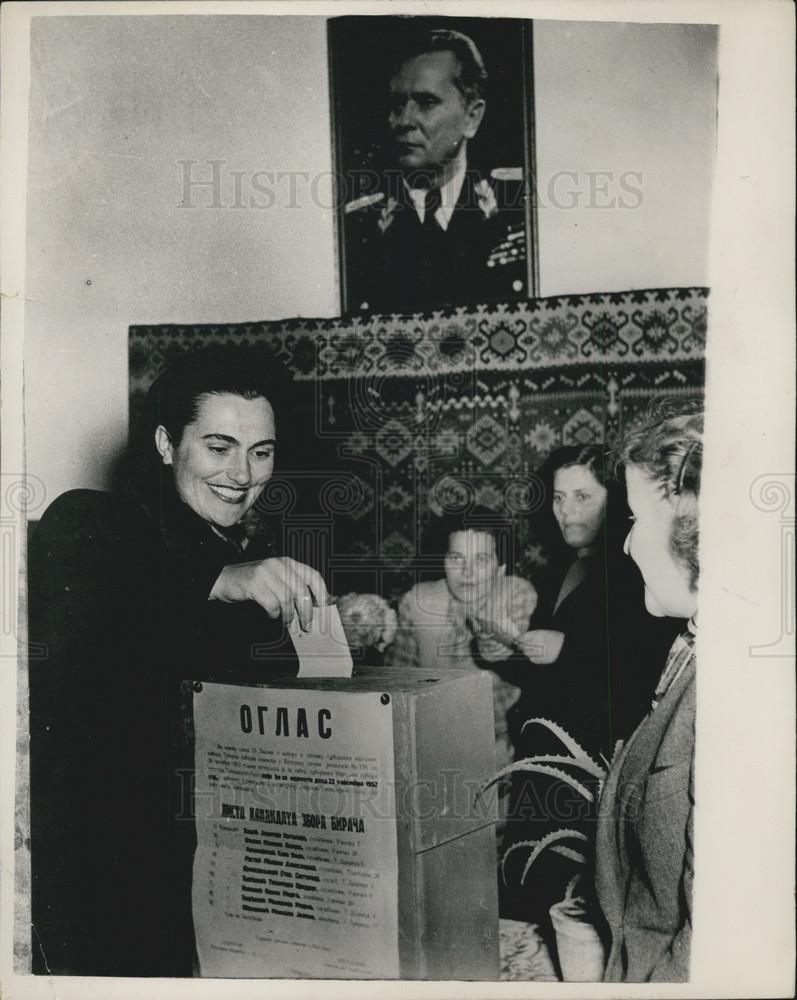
[
  {"x1": 386, "y1": 506, "x2": 537, "y2": 771},
  {"x1": 595, "y1": 409, "x2": 702, "y2": 982},
  {"x1": 511, "y1": 445, "x2": 679, "y2": 762},
  {"x1": 499, "y1": 445, "x2": 679, "y2": 925}
]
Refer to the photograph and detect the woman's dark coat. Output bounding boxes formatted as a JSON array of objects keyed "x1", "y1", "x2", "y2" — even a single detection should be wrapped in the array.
[
  {"x1": 28, "y1": 484, "x2": 297, "y2": 976},
  {"x1": 509, "y1": 550, "x2": 680, "y2": 763}
]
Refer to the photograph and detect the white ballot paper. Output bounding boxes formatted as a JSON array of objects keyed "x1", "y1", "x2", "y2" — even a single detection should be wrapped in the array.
[
  {"x1": 289, "y1": 603, "x2": 353, "y2": 678},
  {"x1": 192, "y1": 682, "x2": 399, "y2": 978}
]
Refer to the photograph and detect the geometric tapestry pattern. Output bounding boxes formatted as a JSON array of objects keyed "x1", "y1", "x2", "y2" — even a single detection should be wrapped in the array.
[{"x1": 130, "y1": 287, "x2": 707, "y2": 597}]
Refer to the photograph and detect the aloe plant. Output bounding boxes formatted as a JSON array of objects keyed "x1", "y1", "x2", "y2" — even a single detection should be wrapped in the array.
[
  {"x1": 479, "y1": 718, "x2": 614, "y2": 888},
  {"x1": 478, "y1": 717, "x2": 609, "y2": 803},
  {"x1": 500, "y1": 828, "x2": 589, "y2": 886}
]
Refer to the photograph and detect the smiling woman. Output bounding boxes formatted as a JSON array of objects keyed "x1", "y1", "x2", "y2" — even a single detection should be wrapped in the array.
[
  {"x1": 27, "y1": 347, "x2": 329, "y2": 976},
  {"x1": 155, "y1": 393, "x2": 277, "y2": 528}
]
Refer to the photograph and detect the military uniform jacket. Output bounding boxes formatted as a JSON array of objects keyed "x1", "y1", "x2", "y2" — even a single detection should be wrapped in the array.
[{"x1": 344, "y1": 170, "x2": 527, "y2": 314}]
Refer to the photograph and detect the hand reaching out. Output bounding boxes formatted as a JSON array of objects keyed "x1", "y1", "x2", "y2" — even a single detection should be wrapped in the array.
[
  {"x1": 469, "y1": 573, "x2": 539, "y2": 647},
  {"x1": 209, "y1": 556, "x2": 329, "y2": 630},
  {"x1": 515, "y1": 629, "x2": 565, "y2": 665}
]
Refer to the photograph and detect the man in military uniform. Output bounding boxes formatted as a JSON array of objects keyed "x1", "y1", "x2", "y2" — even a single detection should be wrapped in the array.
[{"x1": 344, "y1": 28, "x2": 528, "y2": 314}]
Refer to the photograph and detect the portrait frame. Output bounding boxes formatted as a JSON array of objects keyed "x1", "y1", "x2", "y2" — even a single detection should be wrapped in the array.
[{"x1": 328, "y1": 14, "x2": 539, "y2": 315}]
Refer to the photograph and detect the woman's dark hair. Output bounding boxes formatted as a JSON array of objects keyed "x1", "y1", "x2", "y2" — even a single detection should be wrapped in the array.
[
  {"x1": 617, "y1": 406, "x2": 704, "y2": 591},
  {"x1": 144, "y1": 346, "x2": 286, "y2": 446},
  {"x1": 547, "y1": 444, "x2": 611, "y2": 487},
  {"x1": 391, "y1": 28, "x2": 488, "y2": 104},
  {"x1": 121, "y1": 346, "x2": 289, "y2": 507}
]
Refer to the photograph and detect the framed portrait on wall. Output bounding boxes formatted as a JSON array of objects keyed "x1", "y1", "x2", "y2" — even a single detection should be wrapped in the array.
[{"x1": 329, "y1": 15, "x2": 538, "y2": 315}]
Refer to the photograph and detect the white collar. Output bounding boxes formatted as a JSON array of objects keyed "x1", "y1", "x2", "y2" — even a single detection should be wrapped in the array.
[{"x1": 404, "y1": 157, "x2": 467, "y2": 231}]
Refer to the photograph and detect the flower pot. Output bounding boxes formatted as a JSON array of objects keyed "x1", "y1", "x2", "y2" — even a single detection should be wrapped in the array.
[{"x1": 549, "y1": 896, "x2": 605, "y2": 982}]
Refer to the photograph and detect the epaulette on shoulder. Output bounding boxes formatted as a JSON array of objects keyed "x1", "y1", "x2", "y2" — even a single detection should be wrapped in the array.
[
  {"x1": 490, "y1": 167, "x2": 524, "y2": 183},
  {"x1": 344, "y1": 192, "x2": 386, "y2": 215}
]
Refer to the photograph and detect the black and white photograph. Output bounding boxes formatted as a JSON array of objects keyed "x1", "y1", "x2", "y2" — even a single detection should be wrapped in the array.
[
  {"x1": 330, "y1": 15, "x2": 536, "y2": 313},
  {"x1": 0, "y1": 2, "x2": 794, "y2": 997}
]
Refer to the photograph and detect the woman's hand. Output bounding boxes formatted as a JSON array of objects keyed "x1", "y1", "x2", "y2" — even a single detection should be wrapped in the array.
[
  {"x1": 209, "y1": 557, "x2": 329, "y2": 629},
  {"x1": 515, "y1": 629, "x2": 565, "y2": 665},
  {"x1": 471, "y1": 609, "x2": 521, "y2": 650},
  {"x1": 470, "y1": 576, "x2": 539, "y2": 647}
]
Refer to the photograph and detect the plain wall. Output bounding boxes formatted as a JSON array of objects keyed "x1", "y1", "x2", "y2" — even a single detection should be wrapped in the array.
[
  {"x1": 24, "y1": 15, "x2": 717, "y2": 502},
  {"x1": 534, "y1": 20, "x2": 717, "y2": 295},
  {"x1": 24, "y1": 15, "x2": 337, "y2": 504}
]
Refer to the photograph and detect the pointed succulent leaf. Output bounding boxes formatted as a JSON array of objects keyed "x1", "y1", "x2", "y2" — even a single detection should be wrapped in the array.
[
  {"x1": 518, "y1": 829, "x2": 590, "y2": 886},
  {"x1": 522, "y1": 752, "x2": 606, "y2": 781},
  {"x1": 499, "y1": 838, "x2": 540, "y2": 884},
  {"x1": 477, "y1": 759, "x2": 595, "y2": 803},
  {"x1": 520, "y1": 762, "x2": 596, "y2": 802},
  {"x1": 520, "y1": 717, "x2": 604, "y2": 773},
  {"x1": 500, "y1": 830, "x2": 588, "y2": 885},
  {"x1": 564, "y1": 873, "x2": 585, "y2": 902},
  {"x1": 549, "y1": 845, "x2": 588, "y2": 865}
]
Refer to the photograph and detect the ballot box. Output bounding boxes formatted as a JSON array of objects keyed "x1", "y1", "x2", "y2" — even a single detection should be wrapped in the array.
[{"x1": 187, "y1": 667, "x2": 500, "y2": 980}]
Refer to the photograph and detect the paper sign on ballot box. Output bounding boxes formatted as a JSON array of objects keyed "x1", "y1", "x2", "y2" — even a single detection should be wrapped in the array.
[{"x1": 192, "y1": 682, "x2": 399, "y2": 978}]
